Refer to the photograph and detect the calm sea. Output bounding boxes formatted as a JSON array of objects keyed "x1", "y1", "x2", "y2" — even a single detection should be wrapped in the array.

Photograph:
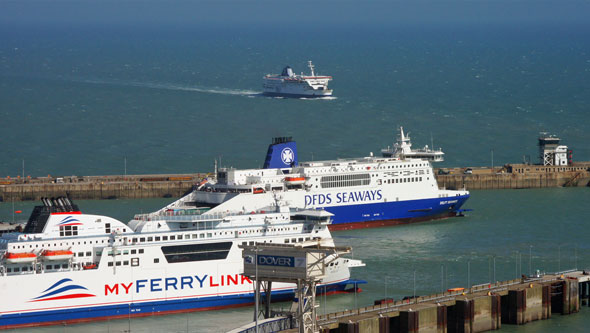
[
  {"x1": 0, "y1": 23, "x2": 589, "y2": 178},
  {"x1": 1, "y1": 9, "x2": 589, "y2": 332}
]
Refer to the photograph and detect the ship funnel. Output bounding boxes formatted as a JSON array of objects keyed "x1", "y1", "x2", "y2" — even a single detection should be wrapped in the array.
[
  {"x1": 263, "y1": 137, "x2": 298, "y2": 169},
  {"x1": 281, "y1": 66, "x2": 295, "y2": 77}
]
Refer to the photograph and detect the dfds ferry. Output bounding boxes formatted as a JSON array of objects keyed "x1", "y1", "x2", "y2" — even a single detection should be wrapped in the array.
[
  {"x1": 162, "y1": 136, "x2": 470, "y2": 230},
  {"x1": 0, "y1": 197, "x2": 363, "y2": 329},
  {"x1": 263, "y1": 61, "x2": 332, "y2": 98}
]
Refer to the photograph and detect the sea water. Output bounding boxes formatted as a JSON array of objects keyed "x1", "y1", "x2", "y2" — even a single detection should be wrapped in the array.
[{"x1": 0, "y1": 23, "x2": 589, "y2": 177}]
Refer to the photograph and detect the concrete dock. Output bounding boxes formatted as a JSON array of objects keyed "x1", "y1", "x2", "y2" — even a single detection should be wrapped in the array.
[
  {"x1": 435, "y1": 162, "x2": 590, "y2": 190},
  {"x1": 300, "y1": 271, "x2": 589, "y2": 333},
  {"x1": 0, "y1": 174, "x2": 205, "y2": 202}
]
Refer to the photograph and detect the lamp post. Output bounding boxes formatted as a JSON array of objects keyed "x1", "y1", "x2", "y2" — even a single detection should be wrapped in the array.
[
  {"x1": 254, "y1": 249, "x2": 259, "y2": 333},
  {"x1": 413, "y1": 270, "x2": 416, "y2": 302},
  {"x1": 558, "y1": 245, "x2": 561, "y2": 272},
  {"x1": 529, "y1": 245, "x2": 533, "y2": 277},
  {"x1": 441, "y1": 264, "x2": 444, "y2": 293},
  {"x1": 493, "y1": 255, "x2": 496, "y2": 283}
]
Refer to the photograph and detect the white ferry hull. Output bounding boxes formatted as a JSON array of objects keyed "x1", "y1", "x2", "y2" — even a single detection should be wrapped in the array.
[
  {"x1": 262, "y1": 89, "x2": 333, "y2": 98},
  {"x1": 0, "y1": 261, "x2": 353, "y2": 329},
  {"x1": 200, "y1": 191, "x2": 470, "y2": 230},
  {"x1": 0, "y1": 199, "x2": 363, "y2": 329}
]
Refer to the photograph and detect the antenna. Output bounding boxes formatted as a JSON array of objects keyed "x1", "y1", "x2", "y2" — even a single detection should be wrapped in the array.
[
  {"x1": 308, "y1": 61, "x2": 315, "y2": 76},
  {"x1": 431, "y1": 132, "x2": 434, "y2": 150}
]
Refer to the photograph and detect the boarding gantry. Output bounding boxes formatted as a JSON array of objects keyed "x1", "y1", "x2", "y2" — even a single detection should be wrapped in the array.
[{"x1": 239, "y1": 240, "x2": 363, "y2": 333}]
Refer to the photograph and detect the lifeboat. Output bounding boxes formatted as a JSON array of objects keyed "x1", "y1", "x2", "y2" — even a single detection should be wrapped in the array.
[
  {"x1": 83, "y1": 263, "x2": 97, "y2": 270},
  {"x1": 5, "y1": 252, "x2": 37, "y2": 263},
  {"x1": 284, "y1": 176, "x2": 305, "y2": 185},
  {"x1": 41, "y1": 250, "x2": 74, "y2": 261},
  {"x1": 253, "y1": 188, "x2": 265, "y2": 194},
  {"x1": 447, "y1": 287, "x2": 465, "y2": 293}
]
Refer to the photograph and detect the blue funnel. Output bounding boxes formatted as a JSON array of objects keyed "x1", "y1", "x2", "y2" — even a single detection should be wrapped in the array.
[{"x1": 263, "y1": 137, "x2": 298, "y2": 169}]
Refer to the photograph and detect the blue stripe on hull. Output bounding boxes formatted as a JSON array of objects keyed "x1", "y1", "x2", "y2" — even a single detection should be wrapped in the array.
[
  {"x1": 0, "y1": 281, "x2": 353, "y2": 329},
  {"x1": 325, "y1": 194, "x2": 470, "y2": 225}
]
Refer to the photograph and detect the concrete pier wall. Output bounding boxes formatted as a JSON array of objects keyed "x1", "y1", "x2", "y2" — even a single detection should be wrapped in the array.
[
  {"x1": 435, "y1": 172, "x2": 590, "y2": 190},
  {"x1": 312, "y1": 273, "x2": 587, "y2": 333},
  {"x1": 0, "y1": 174, "x2": 203, "y2": 202}
]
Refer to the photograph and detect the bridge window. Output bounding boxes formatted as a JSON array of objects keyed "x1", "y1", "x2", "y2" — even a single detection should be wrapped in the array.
[
  {"x1": 60, "y1": 225, "x2": 78, "y2": 237},
  {"x1": 161, "y1": 242, "x2": 233, "y2": 263},
  {"x1": 320, "y1": 173, "x2": 370, "y2": 188}
]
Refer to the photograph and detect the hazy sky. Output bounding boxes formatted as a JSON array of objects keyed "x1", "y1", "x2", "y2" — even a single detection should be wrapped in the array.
[{"x1": 2, "y1": 0, "x2": 589, "y2": 29}]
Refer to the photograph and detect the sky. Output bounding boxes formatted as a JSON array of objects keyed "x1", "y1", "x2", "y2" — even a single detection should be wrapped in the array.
[{"x1": 2, "y1": 0, "x2": 590, "y2": 29}]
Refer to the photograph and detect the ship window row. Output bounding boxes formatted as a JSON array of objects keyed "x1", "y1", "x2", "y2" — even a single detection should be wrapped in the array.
[
  {"x1": 385, "y1": 177, "x2": 423, "y2": 184},
  {"x1": 381, "y1": 163, "x2": 428, "y2": 169},
  {"x1": 284, "y1": 237, "x2": 311, "y2": 243},
  {"x1": 107, "y1": 260, "x2": 130, "y2": 267},
  {"x1": 12, "y1": 238, "x2": 107, "y2": 250},
  {"x1": 320, "y1": 174, "x2": 370, "y2": 189},
  {"x1": 132, "y1": 233, "x2": 196, "y2": 243},
  {"x1": 107, "y1": 248, "x2": 144, "y2": 256},
  {"x1": 5, "y1": 266, "x2": 35, "y2": 273}
]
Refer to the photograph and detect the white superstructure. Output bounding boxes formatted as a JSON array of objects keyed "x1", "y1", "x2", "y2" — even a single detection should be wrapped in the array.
[
  {"x1": 160, "y1": 137, "x2": 469, "y2": 230},
  {"x1": 381, "y1": 127, "x2": 445, "y2": 162},
  {"x1": 0, "y1": 197, "x2": 362, "y2": 329},
  {"x1": 263, "y1": 61, "x2": 333, "y2": 97}
]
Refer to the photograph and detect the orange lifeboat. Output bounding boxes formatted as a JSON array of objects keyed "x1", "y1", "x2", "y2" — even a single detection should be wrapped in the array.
[
  {"x1": 5, "y1": 252, "x2": 37, "y2": 263},
  {"x1": 447, "y1": 287, "x2": 465, "y2": 293},
  {"x1": 41, "y1": 250, "x2": 74, "y2": 261},
  {"x1": 253, "y1": 188, "x2": 265, "y2": 194},
  {"x1": 284, "y1": 176, "x2": 305, "y2": 185}
]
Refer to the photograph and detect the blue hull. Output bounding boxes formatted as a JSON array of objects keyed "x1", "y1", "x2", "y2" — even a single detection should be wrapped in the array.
[
  {"x1": 0, "y1": 280, "x2": 358, "y2": 329},
  {"x1": 325, "y1": 194, "x2": 470, "y2": 230}
]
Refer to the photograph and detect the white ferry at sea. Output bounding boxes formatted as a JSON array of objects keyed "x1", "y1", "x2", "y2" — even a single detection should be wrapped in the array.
[
  {"x1": 381, "y1": 126, "x2": 445, "y2": 162},
  {"x1": 0, "y1": 197, "x2": 363, "y2": 329},
  {"x1": 163, "y1": 134, "x2": 470, "y2": 231},
  {"x1": 263, "y1": 61, "x2": 333, "y2": 98}
]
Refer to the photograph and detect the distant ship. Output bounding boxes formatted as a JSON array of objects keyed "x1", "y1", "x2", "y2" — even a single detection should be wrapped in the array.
[
  {"x1": 381, "y1": 127, "x2": 445, "y2": 163},
  {"x1": 263, "y1": 61, "x2": 333, "y2": 98}
]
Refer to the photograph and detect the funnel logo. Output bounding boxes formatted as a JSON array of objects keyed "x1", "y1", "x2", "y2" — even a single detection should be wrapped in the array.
[
  {"x1": 281, "y1": 148, "x2": 294, "y2": 165},
  {"x1": 57, "y1": 216, "x2": 82, "y2": 226},
  {"x1": 31, "y1": 278, "x2": 96, "y2": 302}
]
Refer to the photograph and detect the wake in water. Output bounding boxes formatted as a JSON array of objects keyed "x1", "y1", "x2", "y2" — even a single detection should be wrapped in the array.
[
  {"x1": 299, "y1": 96, "x2": 338, "y2": 101},
  {"x1": 73, "y1": 77, "x2": 262, "y2": 97}
]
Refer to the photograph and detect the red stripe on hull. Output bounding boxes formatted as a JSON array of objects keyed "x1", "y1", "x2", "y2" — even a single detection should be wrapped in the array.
[
  {"x1": 32, "y1": 294, "x2": 96, "y2": 302},
  {"x1": 0, "y1": 302, "x2": 254, "y2": 330},
  {"x1": 327, "y1": 212, "x2": 458, "y2": 231},
  {"x1": 51, "y1": 212, "x2": 82, "y2": 215},
  {"x1": 0, "y1": 285, "x2": 354, "y2": 330}
]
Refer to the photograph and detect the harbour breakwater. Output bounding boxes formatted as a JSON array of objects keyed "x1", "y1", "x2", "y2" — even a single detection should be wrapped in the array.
[
  {"x1": 0, "y1": 174, "x2": 204, "y2": 202},
  {"x1": 436, "y1": 163, "x2": 590, "y2": 190},
  {"x1": 0, "y1": 163, "x2": 588, "y2": 202}
]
